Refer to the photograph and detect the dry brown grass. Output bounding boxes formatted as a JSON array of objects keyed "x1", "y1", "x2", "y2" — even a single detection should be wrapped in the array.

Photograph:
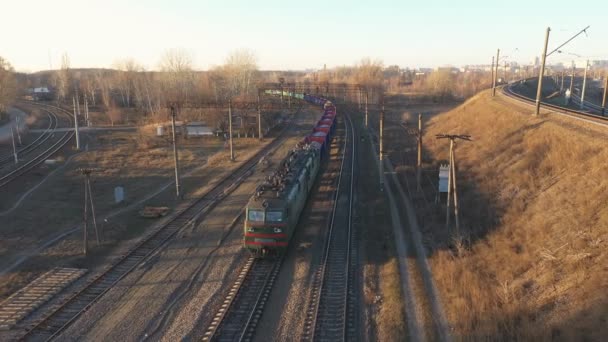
[{"x1": 422, "y1": 90, "x2": 608, "y2": 341}]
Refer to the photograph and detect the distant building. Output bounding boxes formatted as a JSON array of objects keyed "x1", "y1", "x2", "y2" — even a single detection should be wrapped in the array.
[
  {"x1": 28, "y1": 87, "x2": 53, "y2": 101},
  {"x1": 186, "y1": 122, "x2": 214, "y2": 137}
]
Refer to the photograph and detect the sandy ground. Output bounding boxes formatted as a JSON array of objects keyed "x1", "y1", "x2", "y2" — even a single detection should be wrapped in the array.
[{"x1": 57, "y1": 107, "x2": 320, "y2": 341}]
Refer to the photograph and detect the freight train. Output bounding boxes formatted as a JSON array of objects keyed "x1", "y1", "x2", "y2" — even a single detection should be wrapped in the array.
[{"x1": 243, "y1": 93, "x2": 337, "y2": 256}]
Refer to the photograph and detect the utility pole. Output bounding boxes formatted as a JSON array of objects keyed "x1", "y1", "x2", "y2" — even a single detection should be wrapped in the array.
[
  {"x1": 15, "y1": 117, "x2": 22, "y2": 145},
  {"x1": 535, "y1": 27, "x2": 551, "y2": 115},
  {"x1": 570, "y1": 61, "x2": 575, "y2": 95},
  {"x1": 416, "y1": 114, "x2": 423, "y2": 192},
  {"x1": 257, "y1": 93, "x2": 263, "y2": 140},
  {"x1": 170, "y1": 106, "x2": 181, "y2": 198},
  {"x1": 436, "y1": 134, "x2": 471, "y2": 237},
  {"x1": 379, "y1": 104, "x2": 385, "y2": 191},
  {"x1": 602, "y1": 74, "x2": 608, "y2": 116},
  {"x1": 365, "y1": 91, "x2": 369, "y2": 128},
  {"x1": 560, "y1": 71, "x2": 564, "y2": 93},
  {"x1": 85, "y1": 97, "x2": 90, "y2": 127},
  {"x1": 358, "y1": 86, "x2": 362, "y2": 110},
  {"x1": 288, "y1": 87, "x2": 291, "y2": 109},
  {"x1": 491, "y1": 56, "x2": 495, "y2": 88},
  {"x1": 492, "y1": 49, "x2": 500, "y2": 96},
  {"x1": 504, "y1": 61, "x2": 507, "y2": 82},
  {"x1": 228, "y1": 100, "x2": 235, "y2": 161},
  {"x1": 73, "y1": 96, "x2": 80, "y2": 150},
  {"x1": 79, "y1": 168, "x2": 101, "y2": 255},
  {"x1": 580, "y1": 60, "x2": 589, "y2": 110},
  {"x1": 10, "y1": 125, "x2": 18, "y2": 164}
]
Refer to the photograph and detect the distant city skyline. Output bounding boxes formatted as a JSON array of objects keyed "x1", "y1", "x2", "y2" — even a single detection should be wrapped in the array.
[{"x1": 2, "y1": 0, "x2": 607, "y2": 73}]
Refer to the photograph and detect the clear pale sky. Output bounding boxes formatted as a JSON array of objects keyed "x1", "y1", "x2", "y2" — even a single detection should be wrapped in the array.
[{"x1": 2, "y1": 0, "x2": 606, "y2": 72}]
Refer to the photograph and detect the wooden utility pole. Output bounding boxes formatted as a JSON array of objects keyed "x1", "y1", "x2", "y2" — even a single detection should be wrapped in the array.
[
  {"x1": 535, "y1": 27, "x2": 551, "y2": 115},
  {"x1": 416, "y1": 114, "x2": 423, "y2": 192},
  {"x1": 73, "y1": 97, "x2": 80, "y2": 150},
  {"x1": 445, "y1": 139, "x2": 453, "y2": 231},
  {"x1": 257, "y1": 93, "x2": 263, "y2": 140},
  {"x1": 170, "y1": 106, "x2": 181, "y2": 198},
  {"x1": 436, "y1": 134, "x2": 471, "y2": 237},
  {"x1": 79, "y1": 168, "x2": 101, "y2": 255},
  {"x1": 580, "y1": 60, "x2": 589, "y2": 109},
  {"x1": 451, "y1": 146, "x2": 461, "y2": 238},
  {"x1": 602, "y1": 74, "x2": 608, "y2": 116},
  {"x1": 228, "y1": 100, "x2": 235, "y2": 161},
  {"x1": 492, "y1": 49, "x2": 500, "y2": 96}
]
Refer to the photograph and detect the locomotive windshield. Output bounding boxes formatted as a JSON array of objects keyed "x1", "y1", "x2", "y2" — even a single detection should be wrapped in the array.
[
  {"x1": 248, "y1": 209, "x2": 264, "y2": 222},
  {"x1": 266, "y1": 211, "x2": 284, "y2": 222}
]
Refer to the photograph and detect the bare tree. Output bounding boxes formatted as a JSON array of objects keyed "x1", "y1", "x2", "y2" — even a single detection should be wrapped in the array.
[
  {"x1": 53, "y1": 53, "x2": 71, "y2": 103},
  {"x1": 159, "y1": 48, "x2": 195, "y2": 104},
  {"x1": 211, "y1": 49, "x2": 258, "y2": 100},
  {"x1": 0, "y1": 56, "x2": 16, "y2": 116}
]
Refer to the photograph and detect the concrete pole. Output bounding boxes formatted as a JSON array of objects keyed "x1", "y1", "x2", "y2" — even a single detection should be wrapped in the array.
[
  {"x1": 504, "y1": 61, "x2": 507, "y2": 82},
  {"x1": 492, "y1": 49, "x2": 500, "y2": 96},
  {"x1": 170, "y1": 106, "x2": 181, "y2": 198},
  {"x1": 288, "y1": 88, "x2": 291, "y2": 109},
  {"x1": 602, "y1": 74, "x2": 608, "y2": 116},
  {"x1": 445, "y1": 139, "x2": 453, "y2": 232},
  {"x1": 491, "y1": 56, "x2": 495, "y2": 87},
  {"x1": 15, "y1": 116, "x2": 22, "y2": 145},
  {"x1": 535, "y1": 27, "x2": 551, "y2": 115},
  {"x1": 560, "y1": 71, "x2": 564, "y2": 93},
  {"x1": 570, "y1": 61, "x2": 575, "y2": 95},
  {"x1": 379, "y1": 106, "x2": 384, "y2": 190},
  {"x1": 257, "y1": 93, "x2": 263, "y2": 140},
  {"x1": 83, "y1": 175, "x2": 88, "y2": 256},
  {"x1": 10, "y1": 125, "x2": 18, "y2": 164},
  {"x1": 365, "y1": 91, "x2": 369, "y2": 128},
  {"x1": 416, "y1": 113, "x2": 422, "y2": 193},
  {"x1": 228, "y1": 100, "x2": 234, "y2": 161},
  {"x1": 73, "y1": 97, "x2": 80, "y2": 150},
  {"x1": 85, "y1": 97, "x2": 90, "y2": 127},
  {"x1": 580, "y1": 60, "x2": 589, "y2": 109},
  {"x1": 451, "y1": 146, "x2": 460, "y2": 238},
  {"x1": 358, "y1": 88, "x2": 362, "y2": 110}
]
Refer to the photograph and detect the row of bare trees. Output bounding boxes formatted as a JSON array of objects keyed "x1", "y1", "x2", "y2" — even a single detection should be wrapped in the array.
[{"x1": 0, "y1": 56, "x2": 17, "y2": 120}]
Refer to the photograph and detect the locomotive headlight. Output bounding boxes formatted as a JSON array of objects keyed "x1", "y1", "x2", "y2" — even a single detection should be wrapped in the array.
[
  {"x1": 273, "y1": 227, "x2": 282, "y2": 233},
  {"x1": 248, "y1": 228, "x2": 256, "y2": 233}
]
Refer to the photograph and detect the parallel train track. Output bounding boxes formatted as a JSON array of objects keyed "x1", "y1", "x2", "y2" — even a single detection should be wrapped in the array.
[
  {"x1": 18, "y1": 107, "x2": 302, "y2": 342},
  {"x1": 302, "y1": 112, "x2": 357, "y2": 342},
  {"x1": 502, "y1": 83, "x2": 608, "y2": 126},
  {"x1": 0, "y1": 102, "x2": 74, "y2": 189},
  {"x1": 202, "y1": 106, "x2": 358, "y2": 342}
]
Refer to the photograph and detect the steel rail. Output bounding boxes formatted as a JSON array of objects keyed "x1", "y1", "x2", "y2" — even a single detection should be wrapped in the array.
[{"x1": 17, "y1": 107, "x2": 302, "y2": 342}]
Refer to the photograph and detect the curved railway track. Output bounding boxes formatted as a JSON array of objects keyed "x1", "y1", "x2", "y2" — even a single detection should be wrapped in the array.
[
  {"x1": 0, "y1": 103, "x2": 74, "y2": 189},
  {"x1": 502, "y1": 83, "x2": 608, "y2": 126},
  {"x1": 301, "y1": 112, "x2": 356, "y2": 342},
  {"x1": 0, "y1": 107, "x2": 57, "y2": 168},
  {"x1": 17, "y1": 106, "x2": 302, "y2": 342}
]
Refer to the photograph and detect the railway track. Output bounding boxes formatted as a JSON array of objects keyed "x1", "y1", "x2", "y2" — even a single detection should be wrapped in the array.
[
  {"x1": 17, "y1": 108, "x2": 302, "y2": 342},
  {"x1": 202, "y1": 256, "x2": 283, "y2": 342},
  {"x1": 301, "y1": 112, "x2": 357, "y2": 342},
  {"x1": 0, "y1": 106, "x2": 58, "y2": 168},
  {"x1": 502, "y1": 83, "x2": 608, "y2": 126},
  {"x1": 0, "y1": 103, "x2": 74, "y2": 189}
]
